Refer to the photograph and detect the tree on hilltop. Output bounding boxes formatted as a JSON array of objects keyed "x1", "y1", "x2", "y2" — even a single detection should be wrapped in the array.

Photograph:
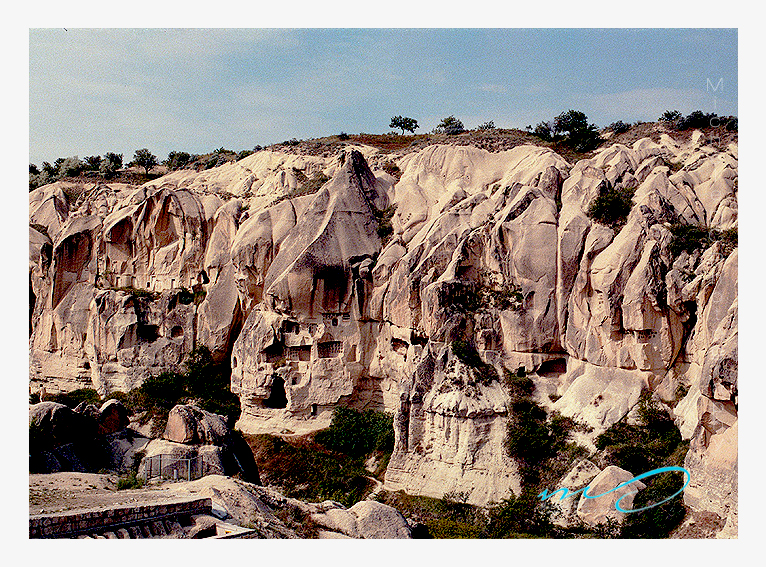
[
  {"x1": 390, "y1": 115, "x2": 419, "y2": 135},
  {"x1": 433, "y1": 115, "x2": 465, "y2": 135},
  {"x1": 100, "y1": 152, "x2": 123, "y2": 179},
  {"x1": 133, "y1": 148, "x2": 158, "y2": 175}
]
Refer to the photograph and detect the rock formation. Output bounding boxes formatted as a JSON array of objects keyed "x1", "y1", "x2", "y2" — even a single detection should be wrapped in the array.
[{"x1": 29, "y1": 131, "x2": 737, "y2": 535}]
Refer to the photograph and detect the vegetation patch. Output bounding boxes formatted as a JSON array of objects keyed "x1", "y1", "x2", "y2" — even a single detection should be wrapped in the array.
[
  {"x1": 668, "y1": 223, "x2": 737, "y2": 258},
  {"x1": 116, "y1": 472, "x2": 145, "y2": 490},
  {"x1": 247, "y1": 434, "x2": 372, "y2": 507},
  {"x1": 450, "y1": 340, "x2": 499, "y2": 385},
  {"x1": 503, "y1": 367, "x2": 534, "y2": 399},
  {"x1": 375, "y1": 490, "x2": 488, "y2": 539},
  {"x1": 293, "y1": 169, "x2": 330, "y2": 198},
  {"x1": 246, "y1": 407, "x2": 394, "y2": 507},
  {"x1": 314, "y1": 406, "x2": 394, "y2": 458},
  {"x1": 595, "y1": 392, "x2": 687, "y2": 538},
  {"x1": 586, "y1": 185, "x2": 635, "y2": 229},
  {"x1": 372, "y1": 204, "x2": 397, "y2": 244},
  {"x1": 382, "y1": 160, "x2": 402, "y2": 180}
]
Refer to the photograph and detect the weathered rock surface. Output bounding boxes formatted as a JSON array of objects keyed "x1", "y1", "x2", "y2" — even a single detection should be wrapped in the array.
[
  {"x1": 29, "y1": 132, "x2": 737, "y2": 533},
  {"x1": 575, "y1": 465, "x2": 646, "y2": 527}
]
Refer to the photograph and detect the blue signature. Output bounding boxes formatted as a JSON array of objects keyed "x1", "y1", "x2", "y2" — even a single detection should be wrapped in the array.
[{"x1": 538, "y1": 466, "x2": 691, "y2": 513}]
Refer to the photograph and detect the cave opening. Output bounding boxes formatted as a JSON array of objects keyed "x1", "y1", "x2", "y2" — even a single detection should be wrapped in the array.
[{"x1": 263, "y1": 376, "x2": 288, "y2": 409}]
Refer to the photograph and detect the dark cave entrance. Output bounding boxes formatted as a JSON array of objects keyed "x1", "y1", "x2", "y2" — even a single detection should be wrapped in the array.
[{"x1": 264, "y1": 376, "x2": 288, "y2": 409}]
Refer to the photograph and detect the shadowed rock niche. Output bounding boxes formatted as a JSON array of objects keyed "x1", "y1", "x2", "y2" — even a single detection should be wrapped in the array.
[{"x1": 231, "y1": 149, "x2": 384, "y2": 435}]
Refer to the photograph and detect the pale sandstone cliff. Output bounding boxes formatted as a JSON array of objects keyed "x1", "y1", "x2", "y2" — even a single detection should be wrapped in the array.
[{"x1": 29, "y1": 133, "x2": 737, "y2": 533}]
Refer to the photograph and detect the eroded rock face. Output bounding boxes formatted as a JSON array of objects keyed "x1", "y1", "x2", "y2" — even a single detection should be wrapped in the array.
[
  {"x1": 384, "y1": 343, "x2": 519, "y2": 506},
  {"x1": 29, "y1": 133, "x2": 737, "y2": 531}
]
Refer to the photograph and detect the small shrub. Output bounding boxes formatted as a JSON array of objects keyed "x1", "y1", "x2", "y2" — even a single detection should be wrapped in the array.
[
  {"x1": 373, "y1": 204, "x2": 397, "y2": 244},
  {"x1": 676, "y1": 110, "x2": 718, "y2": 131},
  {"x1": 451, "y1": 340, "x2": 498, "y2": 385},
  {"x1": 608, "y1": 121, "x2": 631, "y2": 134},
  {"x1": 337, "y1": 132, "x2": 350, "y2": 141},
  {"x1": 62, "y1": 185, "x2": 86, "y2": 206},
  {"x1": 487, "y1": 492, "x2": 556, "y2": 538},
  {"x1": 382, "y1": 161, "x2": 402, "y2": 180},
  {"x1": 248, "y1": 434, "x2": 372, "y2": 507},
  {"x1": 668, "y1": 224, "x2": 737, "y2": 258},
  {"x1": 587, "y1": 186, "x2": 635, "y2": 229},
  {"x1": 532, "y1": 121, "x2": 554, "y2": 141},
  {"x1": 292, "y1": 170, "x2": 329, "y2": 198},
  {"x1": 433, "y1": 115, "x2": 465, "y2": 135},
  {"x1": 477, "y1": 120, "x2": 496, "y2": 131},
  {"x1": 503, "y1": 367, "x2": 534, "y2": 398},
  {"x1": 659, "y1": 110, "x2": 682, "y2": 123},
  {"x1": 164, "y1": 151, "x2": 192, "y2": 170},
  {"x1": 177, "y1": 288, "x2": 195, "y2": 305},
  {"x1": 595, "y1": 392, "x2": 682, "y2": 474},
  {"x1": 117, "y1": 472, "x2": 145, "y2": 490}
]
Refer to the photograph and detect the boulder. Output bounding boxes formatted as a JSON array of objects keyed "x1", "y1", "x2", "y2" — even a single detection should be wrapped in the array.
[
  {"x1": 576, "y1": 465, "x2": 646, "y2": 527},
  {"x1": 98, "y1": 399, "x2": 130, "y2": 435},
  {"x1": 347, "y1": 500, "x2": 411, "y2": 539},
  {"x1": 163, "y1": 404, "x2": 229, "y2": 446}
]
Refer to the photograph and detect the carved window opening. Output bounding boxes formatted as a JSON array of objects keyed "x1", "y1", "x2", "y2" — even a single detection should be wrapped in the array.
[
  {"x1": 311, "y1": 403, "x2": 318, "y2": 416},
  {"x1": 287, "y1": 345, "x2": 311, "y2": 362},
  {"x1": 318, "y1": 341, "x2": 342, "y2": 358}
]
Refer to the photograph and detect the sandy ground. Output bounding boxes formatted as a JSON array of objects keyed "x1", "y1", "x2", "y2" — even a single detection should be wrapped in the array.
[{"x1": 29, "y1": 472, "x2": 208, "y2": 515}]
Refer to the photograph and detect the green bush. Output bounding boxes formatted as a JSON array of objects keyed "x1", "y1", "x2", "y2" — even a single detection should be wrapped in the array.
[
  {"x1": 433, "y1": 115, "x2": 465, "y2": 135},
  {"x1": 503, "y1": 367, "x2": 534, "y2": 398},
  {"x1": 477, "y1": 120, "x2": 496, "y2": 131},
  {"x1": 248, "y1": 434, "x2": 372, "y2": 507},
  {"x1": 608, "y1": 121, "x2": 631, "y2": 134},
  {"x1": 620, "y1": 468, "x2": 686, "y2": 538},
  {"x1": 382, "y1": 161, "x2": 402, "y2": 180},
  {"x1": 587, "y1": 186, "x2": 635, "y2": 229},
  {"x1": 117, "y1": 346, "x2": 241, "y2": 434},
  {"x1": 487, "y1": 492, "x2": 556, "y2": 538},
  {"x1": 164, "y1": 151, "x2": 193, "y2": 170},
  {"x1": 51, "y1": 388, "x2": 102, "y2": 408},
  {"x1": 668, "y1": 223, "x2": 738, "y2": 258},
  {"x1": 451, "y1": 340, "x2": 498, "y2": 385},
  {"x1": 595, "y1": 393, "x2": 682, "y2": 474},
  {"x1": 314, "y1": 406, "x2": 394, "y2": 458},
  {"x1": 117, "y1": 472, "x2": 145, "y2": 490},
  {"x1": 293, "y1": 170, "x2": 329, "y2": 197},
  {"x1": 505, "y1": 399, "x2": 572, "y2": 487},
  {"x1": 373, "y1": 204, "x2": 397, "y2": 244},
  {"x1": 659, "y1": 110, "x2": 682, "y2": 123}
]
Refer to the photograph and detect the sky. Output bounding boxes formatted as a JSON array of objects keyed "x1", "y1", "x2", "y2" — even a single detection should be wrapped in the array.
[{"x1": 28, "y1": 28, "x2": 738, "y2": 166}]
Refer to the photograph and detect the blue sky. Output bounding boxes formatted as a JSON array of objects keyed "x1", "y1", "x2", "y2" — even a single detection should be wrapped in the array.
[{"x1": 28, "y1": 28, "x2": 737, "y2": 165}]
